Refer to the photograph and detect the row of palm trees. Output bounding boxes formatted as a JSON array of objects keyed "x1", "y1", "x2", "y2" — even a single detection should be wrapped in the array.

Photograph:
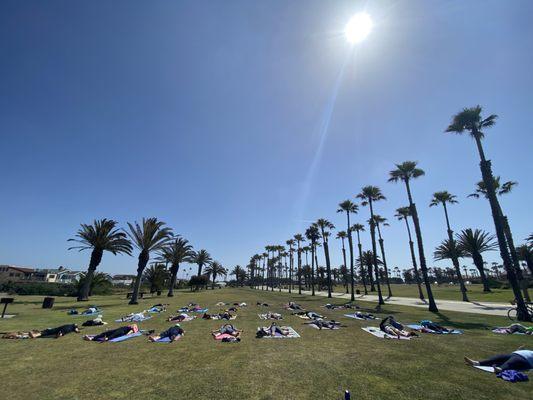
[
  {"x1": 69, "y1": 217, "x2": 228, "y2": 304},
  {"x1": 247, "y1": 106, "x2": 532, "y2": 321}
]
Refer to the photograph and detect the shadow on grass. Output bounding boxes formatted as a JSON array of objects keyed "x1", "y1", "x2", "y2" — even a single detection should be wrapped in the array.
[{"x1": 433, "y1": 311, "x2": 493, "y2": 330}]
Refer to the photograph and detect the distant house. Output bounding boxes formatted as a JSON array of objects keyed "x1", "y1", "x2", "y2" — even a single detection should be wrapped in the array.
[
  {"x1": 0, "y1": 265, "x2": 35, "y2": 282},
  {"x1": 56, "y1": 268, "x2": 85, "y2": 284},
  {"x1": 111, "y1": 274, "x2": 136, "y2": 286}
]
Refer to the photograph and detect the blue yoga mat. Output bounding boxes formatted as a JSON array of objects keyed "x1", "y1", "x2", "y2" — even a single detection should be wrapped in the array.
[
  {"x1": 407, "y1": 324, "x2": 462, "y2": 334},
  {"x1": 108, "y1": 331, "x2": 145, "y2": 342}
]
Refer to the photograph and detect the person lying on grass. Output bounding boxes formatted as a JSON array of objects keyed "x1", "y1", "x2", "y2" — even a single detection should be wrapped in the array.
[
  {"x1": 352, "y1": 312, "x2": 378, "y2": 320},
  {"x1": 147, "y1": 305, "x2": 167, "y2": 313},
  {"x1": 3, "y1": 324, "x2": 80, "y2": 339},
  {"x1": 167, "y1": 313, "x2": 194, "y2": 322},
  {"x1": 212, "y1": 324, "x2": 242, "y2": 338},
  {"x1": 494, "y1": 323, "x2": 533, "y2": 335},
  {"x1": 419, "y1": 320, "x2": 452, "y2": 333},
  {"x1": 256, "y1": 322, "x2": 290, "y2": 337},
  {"x1": 324, "y1": 303, "x2": 356, "y2": 310},
  {"x1": 83, "y1": 324, "x2": 138, "y2": 341},
  {"x1": 285, "y1": 301, "x2": 304, "y2": 310},
  {"x1": 116, "y1": 311, "x2": 149, "y2": 322},
  {"x1": 148, "y1": 324, "x2": 184, "y2": 342},
  {"x1": 305, "y1": 319, "x2": 341, "y2": 330},
  {"x1": 293, "y1": 311, "x2": 324, "y2": 320},
  {"x1": 380, "y1": 316, "x2": 418, "y2": 338},
  {"x1": 261, "y1": 311, "x2": 283, "y2": 320},
  {"x1": 68, "y1": 306, "x2": 100, "y2": 315},
  {"x1": 82, "y1": 315, "x2": 107, "y2": 326},
  {"x1": 257, "y1": 302, "x2": 270, "y2": 307},
  {"x1": 465, "y1": 347, "x2": 533, "y2": 373}
]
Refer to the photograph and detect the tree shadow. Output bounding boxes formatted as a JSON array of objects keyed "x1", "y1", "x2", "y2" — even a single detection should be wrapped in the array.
[{"x1": 432, "y1": 311, "x2": 493, "y2": 330}]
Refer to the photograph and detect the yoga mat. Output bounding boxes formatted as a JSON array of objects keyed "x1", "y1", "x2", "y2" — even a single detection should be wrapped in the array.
[
  {"x1": 474, "y1": 366, "x2": 496, "y2": 373},
  {"x1": 361, "y1": 327, "x2": 411, "y2": 340},
  {"x1": 407, "y1": 324, "x2": 462, "y2": 334},
  {"x1": 155, "y1": 335, "x2": 182, "y2": 343},
  {"x1": 307, "y1": 323, "x2": 339, "y2": 330},
  {"x1": 114, "y1": 315, "x2": 152, "y2": 323},
  {"x1": 344, "y1": 314, "x2": 379, "y2": 321},
  {"x1": 258, "y1": 326, "x2": 300, "y2": 338},
  {"x1": 109, "y1": 331, "x2": 145, "y2": 342}
]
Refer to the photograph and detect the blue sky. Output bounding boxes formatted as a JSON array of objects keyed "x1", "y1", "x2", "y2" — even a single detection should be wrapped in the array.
[{"x1": 1, "y1": 1, "x2": 531, "y2": 279}]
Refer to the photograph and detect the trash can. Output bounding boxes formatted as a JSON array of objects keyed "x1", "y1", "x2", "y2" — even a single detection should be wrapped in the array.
[{"x1": 42, "y1": 297, "x2": 55, "y2": 309}]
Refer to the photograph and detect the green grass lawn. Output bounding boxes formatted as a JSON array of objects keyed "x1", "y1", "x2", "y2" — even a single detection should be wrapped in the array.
[
  {"x1": 333, "y1": 283, "x2": 516, "y2": 303},
  {"x1": 0, "y1": 288, "x2": 530, "y2": 400}
]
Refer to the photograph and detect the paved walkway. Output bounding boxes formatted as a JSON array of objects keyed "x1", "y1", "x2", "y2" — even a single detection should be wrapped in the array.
[{"x1": 280, "y1": 288, "x2": 512, "y2": 316}]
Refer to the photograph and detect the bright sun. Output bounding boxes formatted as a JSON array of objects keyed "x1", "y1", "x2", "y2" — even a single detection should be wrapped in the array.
[{"x1": 345, "y1": 13, "x2": 373, "y2": 44}]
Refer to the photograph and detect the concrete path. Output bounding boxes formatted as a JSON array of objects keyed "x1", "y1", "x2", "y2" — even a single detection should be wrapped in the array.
[{"x1": 280, "y1": 288, "x2": 513, "y2": 317}]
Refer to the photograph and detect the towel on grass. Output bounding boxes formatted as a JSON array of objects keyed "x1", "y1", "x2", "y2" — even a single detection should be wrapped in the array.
[
  {"x1": 361, "y1": 327, "x2": 411, "y2": 340},
  {"x1": 344, "y1": 313, "x2": 379, "y2": 321},
  {"x1": 407, "y1": 324, "x2": 462, "y2": 334},
  {"x1": 86, "y1": 331, "x2": 145, "y2": 343},
  {"x1": 258, "y1": 326, "x2": 300, "y2": 338},
  {"x1": 115, "y1": 314, "x2": 152, "y2": 323},
  {"x1": 154, "y1": 335, "x2": 182, "y2": 343}
]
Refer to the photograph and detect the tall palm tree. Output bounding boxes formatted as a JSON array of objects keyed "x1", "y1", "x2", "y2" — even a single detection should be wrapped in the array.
[
  {"x1": 371, "y1": 214, "x2": 392, "y2": 298},
  {"x1": 434, "y1": 239, "x2": 467, "y2": 284},
  {"x1": 517, "y1": 245, "x2": 533, "y2": 276},
  {"x1": 157, "y1": 236, "x2": 194, "y2": 297},
  {"x1": 388, "y1": 162, "x2": 438, "y2": 312},
  {"x1": 293, "y1": 234, "x2": 305, "y2": 294},
  {"x1": 395, "y1": 207, "x2": 424, "y2": 301},
  {"x1": 314, "y1": 218, "x2": 335, "y2": 298},
  {"x1": 231, "y1": 265, "x2": 247, "y2": 286},
  {"x1": 359, "y1": 250, "x2": 381, "y2": 293},
  {"x1": 357, "y1": 186, "x2": 385, "y2": 306},
  {"x1": 68, "y1": 219, "x2": 132, "y2": 301},
  {"x1": 261, "y1": 252, "x2": 268, "y2": 290},
  {"x1": 337, "y1": 200, "x2": 359, "y2": 301},
  {"x1": 457, "y1": 229, "x2": 497, "y2": 292},
  {"x1": 305, "y1": 225, "x2": 320, "y2": 296},
  {"x1": 191, "y1": 249, "x2": 212, "y2": 277},
  {"x1": 446, "y1": 106, "x2": 529, "y2": 321},
  {"x1": 430, "y1": 191, "x2": 468, "y2": 301},
  {"x1": 469, "y1": 177, "x2": 529, "y2": 301},
  {"x1": 336, "y1": 231, "x2": 348, "y2": 293},
  {"x1": 351, "y1": 223, "x2": 368, "y2": 295},
  {"x1": 204, "y1": 261, "x2": 227, "y2": 289},
  {"x1": 276, "y1": 245, "x2": 285, "y2": 291},
  {"x1": 286, "y1": 239, "x2": 296, "y2": 293},
  {"x1": 126, "y1": 217, "x2": 173, "y2": 304}
]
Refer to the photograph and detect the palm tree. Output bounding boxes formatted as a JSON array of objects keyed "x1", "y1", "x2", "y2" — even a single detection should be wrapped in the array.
[
  {"x1": 276, "y1": 245, "x2": 285, "y2": 291},
  {"x1": 388, "y1": 162, "x2": 438, "y2": 312},
  {"x1": 434, "y1": 239, "x2": 468, "y2": 283},
  {"x1": 456, "y1": 229, "x2": 498, "y2": 292},
  {"x1": 157, "y1": 236, "x2": 194, "y2": 297},
  {"x1": 261, "y1": 252, "x2": 268, "y2": 290},
  {"x1": 68, "y1": 219, "x2": 132, "y2": 301},
  {"x1": 337, "y1": 200, "x2": 359, "y2": 301},
  {"x1": 191, "y1": 249, "x2": 212, "y2": 277},
  {"x1": 76, "y1": 272, "x2": 112, "y2": 297},
  {"x1": 286, "y1": 239, "x2": 296, "y2": 293},
  {"x1": 231, "y1": 265, "x2": 247, "y2": 286},
  {"x1": 293, "y1": 234, "x2": 305, "y2": 294},
  {"x1": 469, "y1": 177, "x2": 529, "y2": 301},
  {"x1": 314, "y1": 218, "x2": 335, "y2": 298},
  {"x1": 446, "y1": 106, "x2": 529, "y2": 321},
  {"x1": 305, "y1": 225, "x2": 320, "y2": 296},
  {"x1": 126, "y1": 217, "x2": 173, "y2": 304},
  {"x1": 351, "y1": 223, "x2": 368, "y2": 295},
  {"x1": 430, "y1": 191, "x2": 468, "y2": 301},
  {"x1": 517, "y1": 245, "x2": 533, "y2": 276},
  {"x1": 371, "y1": 214, "x2": 392, "y2": 298},
  {"x1": 143, "y1": 263, "x2": 169, "y2": 294},
  {"x1": 357, "y1": 186, "x2": 385, "y2": 306},
  {"x1": 336, "y1": 231, "x2": 348, "y2": 293},
  {"x1": 395, "y1": 207, "x2": 425, "y2": 301},
  {"x1": 204, "y1": 261, "x2": 227, "y2": 289},
  {"x1": 360, "y1": 250, "x2": 381, "y2": 293}
]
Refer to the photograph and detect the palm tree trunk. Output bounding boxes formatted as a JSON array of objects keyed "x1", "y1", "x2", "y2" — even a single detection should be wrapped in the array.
[
  {"x1": 289, "y1": 251, "x2": 293, "y2": 294},
  {"x1": 376, "y1": 224, "x2": 392, "y2": 298},
  {"x1": 404, "y1": 180, "x2": 438, "y2": 312},
  {"x1": 297, "y1": 246, "x2": 302, "y2": 294},
  {"x1": 368, "y1": 200, "x2": 384, "y2": 306},
  {"x1": 404, "y1": 218, "x2": 425, "y2": 301},
  {"x1": 130, "y1": 251, "x2": 149, "y2": 305},
  {"x1": 78, "y1": 248, "x2": 103, "y2": 301},
  {"x1": 346, "y1": 212, "x2": 355, "y2": 301},
  {"x1": 212, "y1": 272, "x2": 217, "y2": 289},
  {"x1": 322, "y1": 238, "x2": 333, "y2": 298},
  {"x1": 341, "y1": 241, "x2": 348, "y2": 294},
  {"x1": 311, "y1": 244, "x2": 316, "y2": 296},
  {"x1": 472, "y1": 254, "x2": 491, "y2": 292},
  {"x1": 356, "y1": 231, "x2": 368, "y2": 295},
  {"x1": 501, "y1": 214, "x2": 530, "y2": 302},
  {"x1": 167, "y1": 262, "x2": 179, "y2": 297}
]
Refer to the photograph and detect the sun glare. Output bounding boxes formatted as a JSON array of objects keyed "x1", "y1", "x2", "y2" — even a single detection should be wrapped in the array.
[{"x1": 345, "y1": 12, "x2": 373, "y2": 44}]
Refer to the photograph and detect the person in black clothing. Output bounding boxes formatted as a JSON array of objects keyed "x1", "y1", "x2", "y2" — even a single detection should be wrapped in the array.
[
  {"x1": 380, "y1": 316, "x2": 418, "y2": 338},
  {"x1": 149, "y1": 324, "x2": 184, "y2": 342},
  {"x1": 84, "y1": 324, "x2": 138, "y2": 341},
  {"x1": 29, "y1": 324, "x2": 80, "y2": 338}
]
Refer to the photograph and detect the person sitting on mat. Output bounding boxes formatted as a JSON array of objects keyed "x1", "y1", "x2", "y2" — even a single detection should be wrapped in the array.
[
  {"x1": 306, "y1": 319, "x2": 340, "y2": 330},
  {"x1": 212, "y1": 324, "x2": 241, "y2": 338},
  {"x1": 465, "y1": 348, "x2": 533, "y2": 373},
  {"x1": 167, "y1": 313, "x2": 191, "y2": 322},
  {"x1": 3, "y1": 324, "x2": 80, "y2": 339},
  {"x1": 82, "y1": 315, "x2": 107, "y2": 327},
  {"x1": 380, "y1": 317, "x2": 418, "y2": 338},
  {"x1": 84, "y1": 324, "x2": 138, "y2": 341},
  {"x1": 494, "y1": 323, "x2": 533, "y2": 335},
  {"x1": 148, "y1": 324, "x2": 184, "y2": 342},
  {"x1": 420, "y1": 319, "x2": 451, "y2": 333}
]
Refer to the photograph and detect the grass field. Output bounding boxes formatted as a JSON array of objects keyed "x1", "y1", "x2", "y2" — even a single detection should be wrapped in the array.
[
  {"x1": 332, "y1": 283, "x2": 516, "y2": 303},
  {"x1": 1, "y1": 288, "x2": 530, "y2": 400}
]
